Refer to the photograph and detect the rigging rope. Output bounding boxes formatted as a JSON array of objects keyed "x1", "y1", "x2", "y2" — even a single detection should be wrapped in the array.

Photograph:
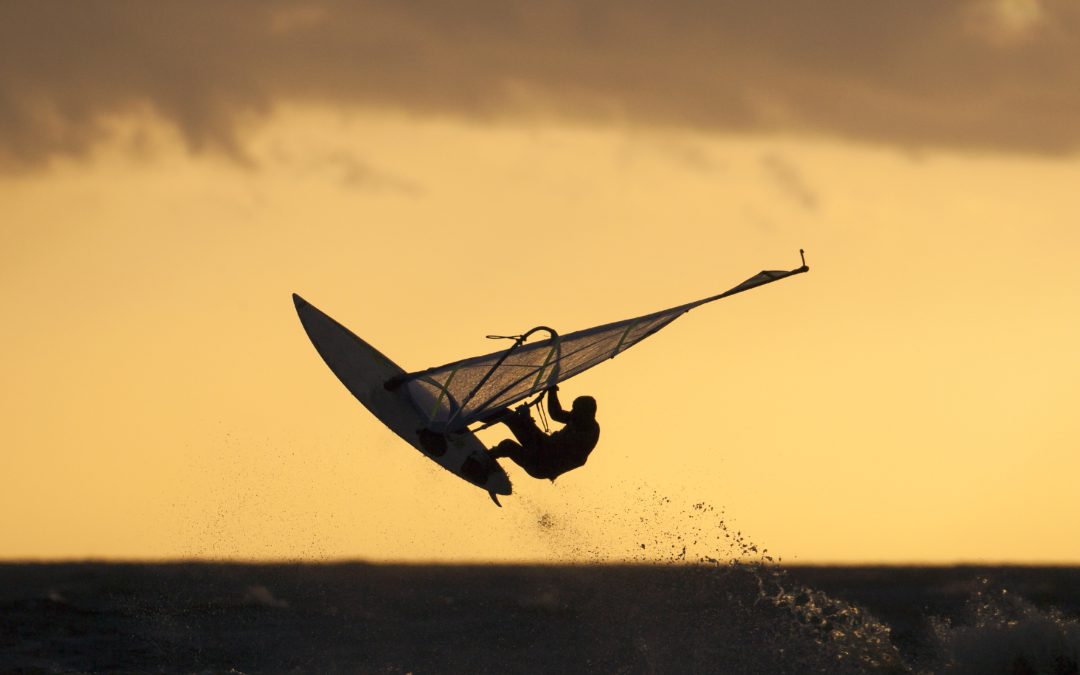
[{"x1": 536, "y1": 397, "x2": 550, "y2": 433}]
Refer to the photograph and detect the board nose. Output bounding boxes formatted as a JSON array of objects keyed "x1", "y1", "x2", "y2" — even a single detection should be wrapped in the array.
[{"x1": 292, "y1": 293, "x2": 309, "y2": 310}]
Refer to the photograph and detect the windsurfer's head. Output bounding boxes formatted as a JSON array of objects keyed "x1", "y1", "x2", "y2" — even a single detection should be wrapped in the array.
[{"x1": 571, "y1": 396, "x2": 597, "y2": 422}]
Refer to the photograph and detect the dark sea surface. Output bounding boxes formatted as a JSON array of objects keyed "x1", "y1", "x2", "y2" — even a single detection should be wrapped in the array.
[{"x1": 2, "y1": 562, "x2": 1079, "y2": 674}]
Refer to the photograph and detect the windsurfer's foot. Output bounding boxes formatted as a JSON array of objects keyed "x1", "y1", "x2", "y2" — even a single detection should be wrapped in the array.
[{"x1": 488, "y1": 439, "x2": 518, "y2": 460}]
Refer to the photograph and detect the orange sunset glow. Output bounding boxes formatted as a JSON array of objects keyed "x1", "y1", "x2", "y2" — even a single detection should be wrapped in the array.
[{"x1": 2, "y1": 1, "x2": 1079, "y2": 564}]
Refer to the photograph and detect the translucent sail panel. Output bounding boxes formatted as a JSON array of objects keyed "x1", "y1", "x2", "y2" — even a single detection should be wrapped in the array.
[
  {"x1": 405, "y1": 308, "x2": 684, "y2": 431},
  {"x1": 403, "y1": 262, "x2": 809, "y2": 432}
]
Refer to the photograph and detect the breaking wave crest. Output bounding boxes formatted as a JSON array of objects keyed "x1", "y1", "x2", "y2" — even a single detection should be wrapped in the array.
[
  {"x1": 924, "y1": 578, "x2": 1080, "y2": 675},
  {"x1": 519, "y1": 488, "x2": 1080, "y2": 674}
]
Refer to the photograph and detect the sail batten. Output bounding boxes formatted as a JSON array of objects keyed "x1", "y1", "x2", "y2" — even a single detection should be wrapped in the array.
[{"x1": 401, "y1": 258, "x2": 809, "y2": 432}]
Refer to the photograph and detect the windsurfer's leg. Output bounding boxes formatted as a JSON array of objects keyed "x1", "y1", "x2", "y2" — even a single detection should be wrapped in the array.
[
  {"x1": 490, "y1": 439, "x2": 546, "y2": 475},
  {"x1": 502, "y1": 411, "x2": 546, "y2": 449}
]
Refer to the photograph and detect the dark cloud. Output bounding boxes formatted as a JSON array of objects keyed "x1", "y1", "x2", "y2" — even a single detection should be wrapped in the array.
[{"x1": 2, "y1": 0, "x2": 1079, "y2": 170}]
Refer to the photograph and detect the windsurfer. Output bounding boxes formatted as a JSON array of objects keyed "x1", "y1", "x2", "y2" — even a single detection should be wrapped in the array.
[{"x1": 485, "y1": 386, "x2": 599, "y2": 481}]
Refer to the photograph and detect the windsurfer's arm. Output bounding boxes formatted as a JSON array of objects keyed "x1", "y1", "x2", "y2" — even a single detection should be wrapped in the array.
[{"x1": 547, "y1": 386, "x2": 572, "y2": 424}]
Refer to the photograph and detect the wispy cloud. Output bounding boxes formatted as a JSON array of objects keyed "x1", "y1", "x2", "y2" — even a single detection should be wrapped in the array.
[
  {"x1": 272, "y1": 146, "x2": 423, "y2": 195},
  {"x1": 2, "y1": 0, "x2": 1079, "y2": 170},
  {"x1": 760, "y1": 154, "x2": 817, "y2": 212}
]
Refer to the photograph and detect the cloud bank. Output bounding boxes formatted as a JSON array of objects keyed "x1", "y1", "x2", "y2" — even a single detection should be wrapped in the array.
[{"x1": 2, "y1": 0, "x2": 1078, "y2": 168}]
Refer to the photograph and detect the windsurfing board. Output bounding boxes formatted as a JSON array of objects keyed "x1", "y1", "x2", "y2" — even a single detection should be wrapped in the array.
[{"x1": 293, "y1": 294, "x2": 512, "y2": 503}]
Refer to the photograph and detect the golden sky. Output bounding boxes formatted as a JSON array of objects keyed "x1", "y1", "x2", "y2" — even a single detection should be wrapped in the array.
[{"x1": 2, "y1": 1, "x2": 1079, "y2": 563}]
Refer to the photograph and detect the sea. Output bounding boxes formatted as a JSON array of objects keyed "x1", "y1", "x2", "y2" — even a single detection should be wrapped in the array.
[{"x1": 3, "y1": 499, "x2": 1078, "y2": 674}]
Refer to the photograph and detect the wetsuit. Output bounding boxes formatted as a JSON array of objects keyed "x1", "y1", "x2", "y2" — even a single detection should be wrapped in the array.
[{"x1": 489, "y1": 388, "x2": 599, "y2": 480}]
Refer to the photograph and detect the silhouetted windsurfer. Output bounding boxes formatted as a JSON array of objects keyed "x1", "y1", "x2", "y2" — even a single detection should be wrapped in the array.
[{"x1": 485, "y1": 386, "x2": 599, "y2": 481}]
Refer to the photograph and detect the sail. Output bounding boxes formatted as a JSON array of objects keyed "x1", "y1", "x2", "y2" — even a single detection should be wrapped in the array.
[{"x1": 400, "y1": 257, "x2": 809, "y2": 432}]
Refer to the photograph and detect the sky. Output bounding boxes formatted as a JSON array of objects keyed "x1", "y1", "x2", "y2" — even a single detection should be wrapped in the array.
[{"x1": 2, "y1": 0, "x2": 1079, "y2": 563}]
